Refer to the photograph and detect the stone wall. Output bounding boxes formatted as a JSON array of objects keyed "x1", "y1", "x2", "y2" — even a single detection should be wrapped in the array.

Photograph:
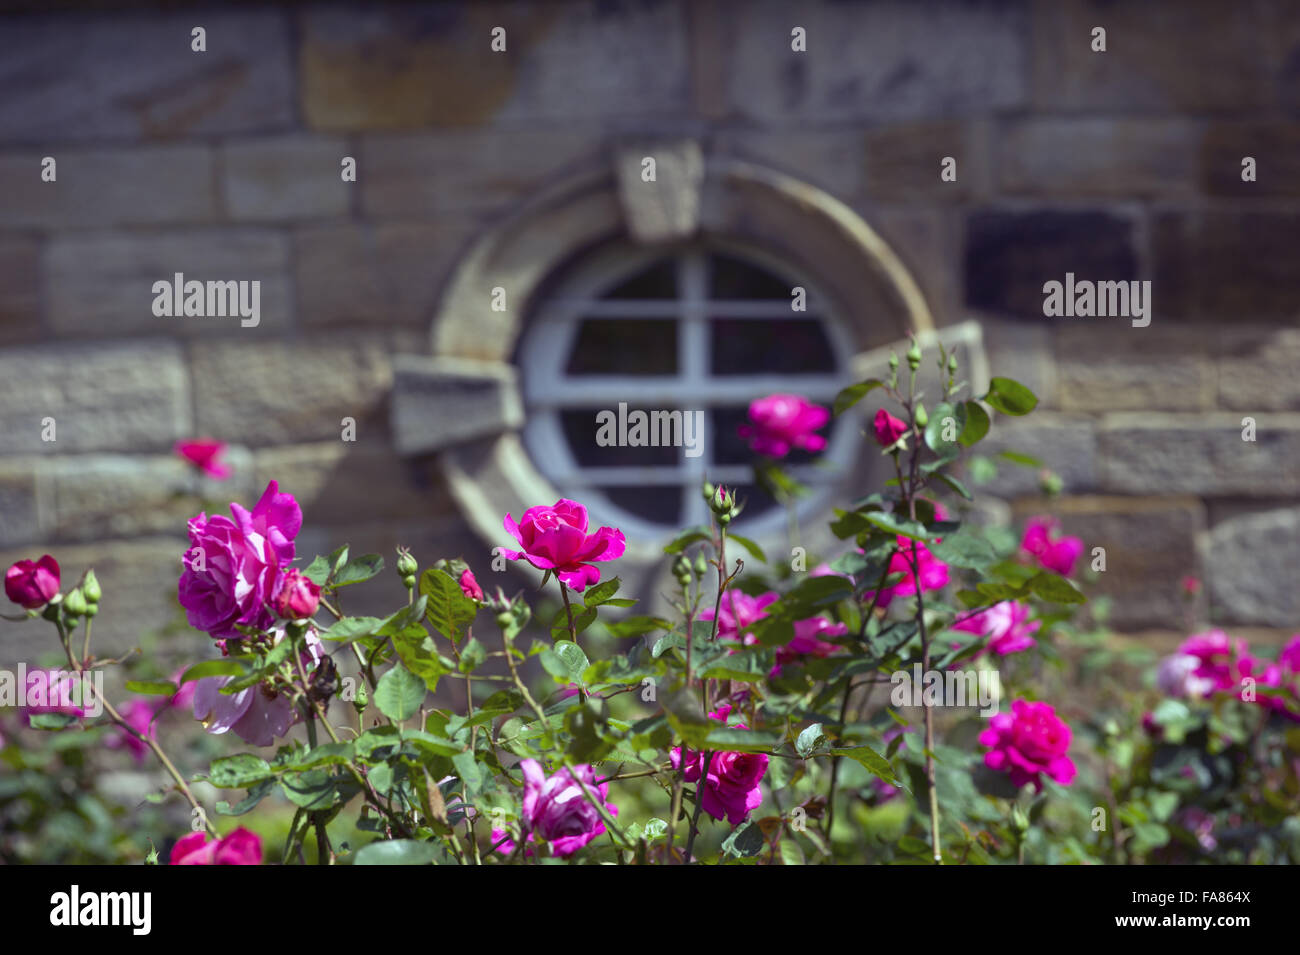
[{"x1": 0, "y1": 0, "x2": 1296, "y2": 663}]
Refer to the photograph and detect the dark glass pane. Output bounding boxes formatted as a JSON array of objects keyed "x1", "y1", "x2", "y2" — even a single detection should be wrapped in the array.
[
  {"x1": 604, "y1": 259, "x2": 677, "y2": 299},
  {"x1": 602, "y1": 485, "x2": 681, "y2": 525},
  {"x1": 560, "y1": 408, "x2": 681, "y2": 468},
  {"x1": 716, "y1": 405, "x2": 827, "y2": 466},
  {"x1": 710, "y1": 253, "x2": 792, "y2": 299},
  {"x1": 567, "y1": 319, "x2": 677, "y2": 376},
  {"x1": 722, "y1": 483, "x2": 778, "y2": 522},
  {"x1": 710, "y1": 318, "x2": 835, "y2": 375}
]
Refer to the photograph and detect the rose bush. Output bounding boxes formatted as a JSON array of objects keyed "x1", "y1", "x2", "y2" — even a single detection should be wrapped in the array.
[{"x1": 4, "y1": 338, "x2": 1298, "y2": 867}]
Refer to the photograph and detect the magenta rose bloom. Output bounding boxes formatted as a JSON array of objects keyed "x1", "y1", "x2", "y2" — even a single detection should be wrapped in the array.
[
  {"x1": 193, "y1": 628, "x2": 324, "y2": 747},
  {"x1": 501, "y1": 499, "x2": 625, "y2": 592},
  {"x1": 492, "y1": 758, "x2": 617, "y2": 858},
  {"x1": 772, "y1": 615, "x2": 848, "y2": 676},
  {"x1": 1176, "y1": 629, "x2": 1249, "y2": 694},
  {"x1": 737, "y1": 394, "x2": 829, "y2": 458},
  {"x1": 979, "y1": 699, "x2": 1076, "y2": 792},
  {"x1": 5, "y1": 555, "x2": 60, "y2": 609},
  {"x1": 864, "y1": 538, "x2": 949, "y2": 610},
  {"x1": 671, "y1": 704, "x2": 769, "y2": 825},
  {"x1": 179, "y1": 480, "x2": 302, "y2": 640},
  {"x1": 872, "y1": 408, "x2": 909, "y2": 448},
  {"x1": 170, "y1": 827, "x2": 262, "y2": 865},
  {"x1": 699, "y1": 590, "x2": 779, "y2": 645},
  {"x1": 952, "y1": 601, "x2": 1040, "y2": 657},
  {"x1": 106, "y1": 698, "x2": 159, "y2": 764},
  {"x1": 21, "y1": 668, "x2": 91, "y2": 719},
  {"x1": 272, "y1": 567, "x2": 320, "y2": 620},
  {"x1": 459, "y1": 567, "x2": 485, "y2": 602},
  {"x1": 1156, "y1": 653, "x2": 1217, "y2": 699},
  {"x1": 175, "y1": 438, "x2": 232, "y2": 480},
  {"x1": 1020, "y1": 516, "x2": 1083, "y2": 577}
]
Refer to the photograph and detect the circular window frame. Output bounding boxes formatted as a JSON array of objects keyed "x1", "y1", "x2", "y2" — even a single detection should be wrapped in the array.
[
  {"x1": 423, "y1": 147, "x2": 935, "y2": 571},
  {"x1": 515, "y1": 237, "x2": 862, "y2": 544}
]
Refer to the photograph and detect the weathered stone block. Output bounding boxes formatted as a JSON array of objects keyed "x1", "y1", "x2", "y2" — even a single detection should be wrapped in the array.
[
  {"x1": 713, "y1": 129, "x2": 865, "y2": 199},
  {"x1": 1153, "y1": 212, "x2": 1300, "y2": 321},
  {"x1": 965, "y1": 209, "x2": 1139, "y2": 320},
  {"x1": 1030, "y1": 0, "x2": 1269, "y2": 111},
  {"x1": 360, "y1": 130, "x2": 604, "y2": 218},
  {"x1": 390, "y1": 356, "x2": 523, "y2": 455},
  {"x1": 1098, "y1": 413, "x2": 1300, "y2": 495},
  {"x1": 615, "y1": 140, "x2": 704, "y2": 243},
  {"x1": 1200, "y1": 122, "x2": 1300, "y2": 197},
  {"x1": 1056, "y1": 325, "x2": 1216, "y2": 412},
  {"x1": 998, "y1": 118, "x2": 1199, "y2": 197},
  {"x1": 0, "y1": 341, "x2": 189, "y2": 453},
  {"x1": 1217, "y1": 326, "x2": 1300, "y2": 411},
  {"x1": 0, "y1": 146, "x2": 217, "y2": 228},
  {"x1": 979, "y1": 318, "x2": 1057, "y2": 409},
  {"x1": 1010, "y1": 495, "x2": 1205, "y2": 630},
  {"x1": 220, "y1": 135, "x2": 350, "y2": 221},
  {"x1": 727, "y1": 0, "x2": 1027, "y2": 123},
  {"x1": 0, "y1": 459, "x2": 40, "y2": 547},
  {"x1": 300, "y1": 3, "x2": 688, "y2": 130},
  {"x1": 1208, "y1": 507, "x2": 1300, "y2": 627},
  {"x1": 45, "y1": 229, "x2": 292, "y2": 337},
  {"x1": 0, "y1": 11, "x2": 293, "y2": 143},
  {"x1": 978, "y1": 414, "x2": 1098, "y2": 496},
  {"x1": 865, "y1": 121, "x2": 984, "y2": 201},
  {"x1": 0, "y1": 237, "x2": 41, "y2": 346},
  {"x1": 191, "y1": 338, "x2": 393, "y2": 446},
  {"x1": 294, "y1": 221, "x2": 474, "y2": 328}
]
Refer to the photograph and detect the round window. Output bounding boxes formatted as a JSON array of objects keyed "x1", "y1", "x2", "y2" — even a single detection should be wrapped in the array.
[{"x1": 515, "y1": 239, "x2": 860, "y2": 543}]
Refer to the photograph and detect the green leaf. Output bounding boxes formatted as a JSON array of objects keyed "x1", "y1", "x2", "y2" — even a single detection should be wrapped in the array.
[
  {"x1": 457, "y1": 638, "x2": 487, "y2": 674},
  {"x1": 178, "y1": 659, "x2": 246, "y2": 684},
  {"x1": 215, "y1": 779, "x2": 274, "y2": 816},
  {"x1": 1026, "y1": 572, "x2": 1086, "y2": 605},
  {"x1": 281, "y1": 742, "x2": 355, "y2": 772},
  {"x1": 334, "y1": 554, "x2": 384, "y2": 587},
  {"x1": 125, "y1": 680, "x2": 178, "y2": 697},
  {"x1": 833, "y1": 378, "x2": 884, "y2": 416},
  {"x1": 863, "y1": 512, "x2": 932, "y2": 540},
  {"x1": 983, "y1": 377, "x2": 1038, "y2": 416},
  {"x1": 928, "y1": 532, "x2": 998, "y2": 570},
  {"x1": 796, "y1": 723, "x2": 827, "y2": 758},
  {"x1": 705, "y1": 727, "x2": 780, "y2": 753},
  {"x1": 924, "y1": 401, "x2": 964, "y2": 454},
  {"x1": 959, "y1": 401, "x2": 990, "y2": 446},
  {"x1": 209, "y1": 754, "x2": 273, "y2": 788},
  {"x1": 354, "y1": 839, "x2": 438, "y2": 865},
  {"x1": 726, "y1": 533, "x2": 767, "y2": 564},
  {"x1": 374, "y1": 664, "x2": 427, "y2": 722},
  {"x1": 582, "y1": 577, "x2": 622, "y2": 608},
  {"x1": 280, "y1": 769, "x2": 339, "y2": 810},
  {"x1": 830, "y1": 746, "x2": 901, "y2": 787},
  {"x1": 452, "y1": 750, "x2": 483, "y2": 795},
  {"x1": 605, "y1": 615, "x2": 672, "y2": 638},
  {"x1": 721, "y1": 820, "x2": 766, "y2": 857},
  {"x1": 320, "y1": 616, "x2": 384, "y2": 643},
  {"x1": 997, "y1": 449, "x2": 1042, "y2": 468},
  {"x1": 934, "y1": 472, "x2": 974, "y2": 501},
  {"x1": 663, "y1": 526, "x2": 711, "y2": 555},
  {"x1": 28, "y1": 713, "x2": 77, "y2": 730},
  {"x1": 302, "y1": 555, "x2": 331, "y2": 586},
  {"x1": 419, "y1": 568, "x2": 479, "y2": 644}
]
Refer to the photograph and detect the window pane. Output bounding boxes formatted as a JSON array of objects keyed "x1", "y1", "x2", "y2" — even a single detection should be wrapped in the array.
[
  {"x1": 710, "y1": 253, "x2": 792, "y2": 299},
  {"x1": 603, "y1": 260, "x2": 677, "y2": 299},
  {"x1": 602, "y1": 486, "x2": 681, "y2": 525},
  {"x1": 567, "y1": 318, "x2": 677, "y2": 376},
  {"x1": 710, "y1": 318, "x2": 835, "y2": 375},
  {"x1": 560, "y1": 407, "x2": 681, "y2": 468}
]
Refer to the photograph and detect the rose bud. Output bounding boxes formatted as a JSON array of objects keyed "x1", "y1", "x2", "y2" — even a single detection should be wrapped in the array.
[
  {"x1": 459, "y1": 567, "x2": 485, "y2": 602},
  {"x1": 5, "y1": 555, "x2": 60, "y2": 610},
  {"x1": 872, "y1": 408, "x2": 908, "y2": 448},
  {"x1": 272, "y1": 568, "x2": 321, "y2": 620}
]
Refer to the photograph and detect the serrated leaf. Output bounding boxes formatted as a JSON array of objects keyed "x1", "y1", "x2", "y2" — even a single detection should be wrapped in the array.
[
  {"x1": 354, "y1": 839, "x2": 438, "y2": 865},
  {"x1": 334, "y1": 554, "x2": 384, "y2": 587},
  {"x1": 582, "y1": 577, "x2": 621, "y2": 607},
  {"x1": 178, "y1": 659, "x2": 246, "y2": 684},
  {"x1": 1027, "y1": 572, "x2": 1086, "y2": 605},
  {"x1": 830, "y1": 746, "x2": 901, "y2": 787},
  {"x1": 983, "y1": 377, "x2": 1038, "y2": 416},
  {"x1": 605, "y1": 615, "x2": 672, "y2": 638},
  {"x1": 833, "y1": 378, "x2": 884, "y2": 415},
  {"x1": 959, "y1": 401, "x2": 990, "y2": 446},
  {"x1": 374, "y1": 664, "x2": 426, "y2": 722},
  {"x1": 125, "y1": 680, "x2": 177, "y2": 697},
  {"x1": 419, "y1": 568, "x2": 478, "y2": 644},
  {"x1": 209, "y1": 753, "x2": 272, "y2": 788}
]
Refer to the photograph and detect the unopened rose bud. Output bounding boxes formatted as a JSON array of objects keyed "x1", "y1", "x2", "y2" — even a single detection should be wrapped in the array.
[
  {"x1": 888, "y1": 352, "x2": 899, "y2": 371},
  {"x1": 671, "y1": 555, "x2": 691, "y2": 582},
  {"x1": 63, "y1": 587, "x2": 88, "y2": 617},
  {"x1": 496, "y1": 611, "x2": 514, "y2": 629},
  {"x1": 459, "y1": 568, "x2": 485, "y2": 602},
  {"x1": 4, "y1": 555, "x2": 60, "y2": 610},
  {"x1": 272, "y1": 568, "x2": 321, "y2": 620},
  {"x1": 947, "y1": 353, "x2": 958, "y2": 375},
  {"x1": 701, "y1": 481, "x2": 715, "y2": 503},
  {"x1": 915, "y1": 403, "x2": 929, "y2": 429},
  {"x1": 1038, "y1": 469, "x2": 1063, "y2": 496},
  {"x1": 906, "y1": 339, "x2": 922, "y2": 370},
  {"x1": 1010, "y1": 805, "x2": 1029, "y2": 835},
  {"x1": 396, "y1": 547, "x2": 418, "y2": 579},
  {"x1": 693, "y1": 551, "x2": 708, "y2": 576},
  {"x1": 710, "y1": 485, "x2": 738, "y2": 522},
  {"x1": 82, "y1": 569, "x2": 101, "y2": 605},
  {"x1": 353, "y1": 681, "x2": 368, "y2": 712}
]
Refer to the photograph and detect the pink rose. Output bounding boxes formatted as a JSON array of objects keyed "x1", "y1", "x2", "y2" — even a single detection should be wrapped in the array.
[
  {"x1": 492, "y1": 759, "x2": 617, "y2": 858},
  {"x1": 459, "y1": 567, "x2": 485, "y2": 602},
  {"x1": 178, "y1": 481, "x2": 302, "y2": 640},
  {"x1": 169, "y1": 827, "x2": 262, "y2": 865},
  {"x1": 864, "y1": 538, "x2": 949, "y2": 609},
  {"x1": 773, "y1": 615, "x2": 848, "y2": 675},
  {"x1": 272, "y1": 568, "x2": 321, "y2": 620},
  {"x1": 1176, "y1": 629, "x2": 1248, "y2": 694},
  {"x1": 737, "y1": 394, "x2": 829, "y2": 458},
  {"x1": 5, "y1": 555, "x2": 60, "y2": 609},
  {"x1": 1279, "y1": 635, "x2": 1300, "y2": 673},
  {"x1": 872, "y1": 408, "x2": 909, "y2": 448},
  {"x1": 106, "y1": 698, "x2": 159, "y2": 764},
  {"x1": 501, "y1": 499, "x2": 625, "y2": 592},
  {"x1": 175, "y1": 438, "x2": 232, "y2": 479},
  {"x1": 670, "y1": 704, "x2": 769, "y2": 825},
  {"x1": 1019, "y1": 516, "x2": 1083, "y2": 577},
  {"x1": 1156, "y1": 653, "x2": 1217, "y2": 699},
  {"x1": 699, "y1": 590, "x2": 779, "y2": 645},
  {"x1": 193, "y1": 628, "x2": 324, "y2": 747},
  {"x1": 21, "y1": 668, "x2": 91, "y2": 719},
  {"x1": 979, "y1": 699, "x2": 1076, "y2": 792},
  {"x1": 952, "y1": 601, "x2": 1040, "y2": 657}
]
